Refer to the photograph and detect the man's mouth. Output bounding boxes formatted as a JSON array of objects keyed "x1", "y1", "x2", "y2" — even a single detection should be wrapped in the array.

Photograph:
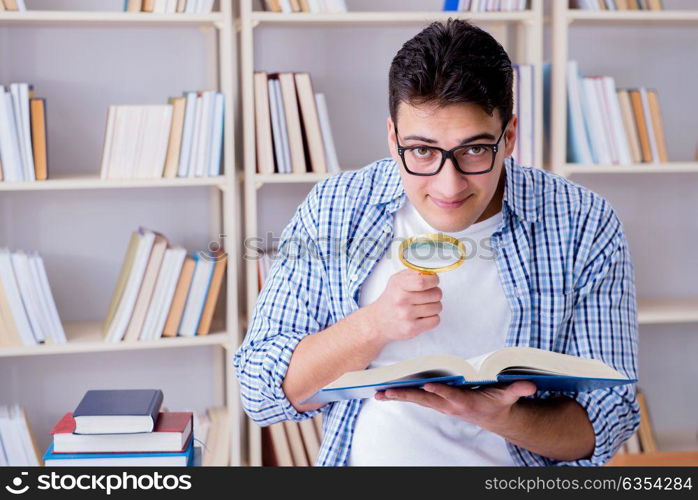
[{"x1": 429, "y1": 195, "x2": 470, "y2": 210}]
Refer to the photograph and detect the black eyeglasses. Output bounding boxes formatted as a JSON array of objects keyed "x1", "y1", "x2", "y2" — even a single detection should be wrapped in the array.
[{"x1": 394, "y1": 119, "x2": 509, "y2": 176}]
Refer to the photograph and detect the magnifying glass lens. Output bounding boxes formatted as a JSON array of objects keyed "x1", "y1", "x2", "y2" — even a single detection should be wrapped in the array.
[{"x1": 399, "y1": 234, "x2": 466, "y2": 274}]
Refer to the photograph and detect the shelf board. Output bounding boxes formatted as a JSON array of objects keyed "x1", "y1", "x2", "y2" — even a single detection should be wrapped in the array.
[
  {"x1": 607, "y1": 451, "x2": 698, "y2": 466},
  {"x1": 0, "y1": 321, "x2": 228, "y2": 358},
  {"x1": 0, "y1": 174, "x2": 227, "y2": 192},
  {"x1": 253, "y1": 172, "x2": 339, "y2": 187},
  {"x1": 563, "y1": 162, "x2": 698, "y2": 175},
  {"x1": 249, "y1": 10, "x2": 536, "y2": 27},
  {"x1": 638, "y1": 297, "x2": 698, "y2": 325},
  {"x1": 567, "y1": 9, "x2": 698, "y2": 25},
  {"x1": 0, "y1": 11, "x2": 224, "y2": 27}
]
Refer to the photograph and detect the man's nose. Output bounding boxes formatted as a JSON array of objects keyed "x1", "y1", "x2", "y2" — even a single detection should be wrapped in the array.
[{"x1": 432, "y1": 155, "x2": 468, "y2": 194}]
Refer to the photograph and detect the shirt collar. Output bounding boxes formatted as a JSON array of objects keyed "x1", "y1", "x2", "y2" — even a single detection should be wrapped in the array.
[{"x1": 369, "y1": 156, "x2": 539, "y2": 223}]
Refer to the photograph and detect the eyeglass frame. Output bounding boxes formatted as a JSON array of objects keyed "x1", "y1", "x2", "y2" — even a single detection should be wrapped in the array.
[{"x1": 394, "y1": 118, "x2": 510, "y2": 176}]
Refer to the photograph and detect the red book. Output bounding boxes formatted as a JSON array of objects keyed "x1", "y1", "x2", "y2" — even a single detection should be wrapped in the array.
[{"x1": 51, "y1": 412, "x2": 192, "y2": 454}]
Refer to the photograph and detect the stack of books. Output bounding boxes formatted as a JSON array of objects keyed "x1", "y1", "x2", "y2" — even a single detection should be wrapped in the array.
[
  {"x1": 571, "y1": 0, "x2": 664, "y2": 10},
  {"x1": 567, "y1": 61, "x2": 668, "y2": 165},
  {"x1": 44, "y1": 389, "x2": 195, "y2": 466},
  {"x1": 124, "y1": 0, "x2": 216, "y2": 13},
  {"x1": 254, "y1": 72, "x2": 340, "y2": 176},
  {"x1": 0, "y1": 405, "x2": 41, "y2": 466},
  {"x1": 261, "y1": 0, "x2": 347, "y2": 13},
  {"x1": 443, "y1": 0, "x2": 529, "y2": 11},
  {"x1": 100, "y1": 90, "x2": 224, "y2": 180},
  {"x1": 0, "y1": 248, "x2": 66, "y2": 348},
  {"x1": 0, "y1": 1, "x2": 27, "y2": 11},
  {"x1": 0, "y1": 83, "x2": 48, "y2": 183},
  {"x1": 103, "y1": 227, "x2": 227, "y2": 343},
  {"x1": 512, "y1": 64, "x2": 536, "y2": 168},
  {"x1": 263, "y1": 415, "x2": 323, "y2": 466}
]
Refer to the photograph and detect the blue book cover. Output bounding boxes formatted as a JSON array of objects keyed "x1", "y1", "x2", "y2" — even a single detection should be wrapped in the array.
[
  {"x1": 74, "y1": 389, "x2": 163, "y2": 419},
  {"x1": 443, "y1": 0, "x2": 460, "y2": 11},
  {"x1": 44, "y1": 438, "x2": 194, "y2": 466}
]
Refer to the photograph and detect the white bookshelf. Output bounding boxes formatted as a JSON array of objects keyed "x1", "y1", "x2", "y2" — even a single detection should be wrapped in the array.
[
  {"x1": 0, "y1": 174, "x2": 228, "y2": 191},
  {"x1": 0, "y1": 10, "x2": 225, "y2": 26},
  {"x1": 239, "y1": 0, "x2": 544, "y2": 466},
  {"x1": 563, "y1": 162, "x2": 698, "y2": 176},
  {"x1": 0, "y1": 321, "x2": 228, "y2": 358},
  {"x1": 0, "y1": 2, "x2": 243, "y2": 465},
  {"x1": 566, "y1": 9, "x2": 698, "y2": 24}
]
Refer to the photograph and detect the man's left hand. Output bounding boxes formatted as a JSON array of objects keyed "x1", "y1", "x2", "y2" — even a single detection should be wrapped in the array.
[{"x1": 375, "y1": 381, "x2": 537, "y2": 433}]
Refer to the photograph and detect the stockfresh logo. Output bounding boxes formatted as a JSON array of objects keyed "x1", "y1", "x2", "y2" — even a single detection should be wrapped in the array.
[{"x1": 5, "y1": 472, "x2": 29, "y2": 495}]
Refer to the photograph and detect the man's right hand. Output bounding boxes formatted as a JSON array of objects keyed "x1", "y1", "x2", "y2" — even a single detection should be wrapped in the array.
[{"x1": 363, "y1": 269, "x2": 442, "y2": 344}]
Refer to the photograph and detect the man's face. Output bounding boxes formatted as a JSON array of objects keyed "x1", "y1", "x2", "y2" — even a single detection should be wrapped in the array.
[{"x1": 387, "y1": 102, "x2": 517, "y2": 233}]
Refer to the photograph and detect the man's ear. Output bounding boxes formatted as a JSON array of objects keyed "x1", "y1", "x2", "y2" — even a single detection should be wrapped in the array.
[
  {"x1": 504, "y1": 114, "x2": 518, "y2": 158},
  {"x1": 386, "y1": 115, "x2": 399, "y2": 162}
]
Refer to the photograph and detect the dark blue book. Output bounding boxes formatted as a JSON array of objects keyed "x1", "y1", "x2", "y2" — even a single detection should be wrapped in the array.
[
  {"x1": 44, "y1": 436, "x2": 194, "y2": 467},
  {"x1": 73, "y1": 389, "x2": 164, "y2": 435},
  {"x1": 443, "y1": 0, "x2": 460, "y2": 11},
  {"x1": 301, "y1": 347, "x2": 636, "y2": 405}
]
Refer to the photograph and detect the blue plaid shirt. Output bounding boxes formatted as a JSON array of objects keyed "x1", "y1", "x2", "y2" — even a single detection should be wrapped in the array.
[{"x1": 234, "y1": 156, "x2": 640, "y2": 466}]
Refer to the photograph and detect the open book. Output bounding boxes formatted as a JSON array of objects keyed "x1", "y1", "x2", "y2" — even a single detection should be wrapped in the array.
[{"x1": 301, "y1": 347, "x2": 636, "y2": 405}]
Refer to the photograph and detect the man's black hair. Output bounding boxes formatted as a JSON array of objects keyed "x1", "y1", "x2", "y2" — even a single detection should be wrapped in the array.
[{"x1": 389, "y1": 18, "x2": 513, "y2": 128}]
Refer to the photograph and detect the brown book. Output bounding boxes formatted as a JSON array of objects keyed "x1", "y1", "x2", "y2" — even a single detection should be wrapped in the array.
[
  {"x1": 0, "y1": 278, "x2": 23, "y2": 347},
  {"x1": 266, "y1": 0, "x2": 282, "y2": 12},
  {"x1": 163, "y1": 96, "x2": 186, "y2": 178},
  {"x1": 123, "y1": 232, "x2": 169, "y2": 342},
  {"x1": 4, "y1": 0, "x2": 18, "y2": 11},
  {"x1": 617, "y1": 90, "x2": 642, "y2": 164},
  {"x1": 30, "y1": 98, "x2": 48, "y2": 181},
  {"x1": 615, "y1": 0, "x2": 629, "y2": 9},
  {"x1": 283, "y1": 421, "x2": 309, "y2": 466},
  {"x1": 103, "y1": 231, "x2": 140, "y2": 333},
  {"x1": 628, "y1": 89, "x2": 652, "y2": 163},
  {"x1": 599, "y1": 0, "x2": 607, "y2": 10},
  {"x1": 127, "y1": 0, "x2": 143, "y2": 12},
  {"x1": 268, "y1": 422, "x2": 294, "y2": 466},
  {"x1": 299, "y1": 0, "x2": 310, "y2": 12},
  {"x1": 254, "y1": 72, "x2": 275, "y2": 175},
  {"x1": 163, "y1": 256, "x2": 195, "y2": 337},
  {"x1": 295, "y1": 73, "x2": 327, "y2": 174},
  {"x1": 290, "y1": 0, "x2": 301, "y2": 12},
  {"x1": 648, "y1": 0, "x2": 662, "y2": 9},
  {"x1": 298, "y1": 418, "x2": 320, "y2": 464},
  {"x1": 312, "y1": 413, "x2": 322, "y2": 439},
  {"x1": 627, "y1": 0, "x2": 639, "y2": 9},
  {"x1": 636, "y1": 391, "x2": 658, "y2": 453},
  {"x1": 196, "y1": 253, "x2": 227, "y2": 335},
  {"x1": 278, "y1": 73, "x2": 308, "y2": 175},
  {"x1": 646, "y1": 90, "x2": 668, "y2": 163},
  {"x1": 0, "y1": 1, "x2": 5, "y2": 11},
  {"x1": 142, "y1": 0, "x2": 155, "y2": 12}
]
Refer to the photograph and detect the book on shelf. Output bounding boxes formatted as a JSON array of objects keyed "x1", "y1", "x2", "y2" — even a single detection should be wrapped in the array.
[
  {"x1": 302, "y1": 346, "x2": 636, "y2": 405},
  {"x1": 99, "y1": 90, "x2": 223, "y2": 180},
  {"x1": 0, "y1": 248, "x2": 66, "y2": 348},
  {"x1": 0, "y1": 83, "x2": 48, "y2": 183},
  {"x1": 613, "y1": 388, "x2": 658, "y2": 457},
  {"x1": 200, "y1": 406, "x2": 230, "y2": 466},
  {"x1": 566, "y1": 61, "x2": 669, "y2": 165},
  {"x1": 254, "y1": 72, "x2": 340, "y2": 176},
  {"x1": 262, "y1": 0, "x2": 348, "y2": 13},
  {"x1": 103, "y1": 227, "x2": 227, "y2": 343},
  {"x1": 512, "y1": 63, "x2": 536, "y2": 168},
  {"x1": 0, "y1": 404, "x2": 41, "y2": 466},
  {"x1": 443, "y1": 0, "x2": 529, "y2": 12},
  {"x1": 262, "y1": 414, "x2": 323, "y2": 466},
  {"x1": 127, "y1": 0, "x2": 215, "y2": 14},
  {"x1": 571, "y1": 0, "x2": 664, "y2": 10},
  {"x1": 0, "y1": 0, "x2": 27, "y2": 12}
]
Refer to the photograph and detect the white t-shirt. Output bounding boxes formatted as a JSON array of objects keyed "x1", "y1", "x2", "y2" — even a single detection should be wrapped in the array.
[{"x1": 348, "y1": 198, "x2": 515, "y2": 466}]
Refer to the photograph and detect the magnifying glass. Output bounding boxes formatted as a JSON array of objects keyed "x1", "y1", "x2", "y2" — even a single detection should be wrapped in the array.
[{"x1": 398, "y1": 233, "x2": 466, "y2": 275}]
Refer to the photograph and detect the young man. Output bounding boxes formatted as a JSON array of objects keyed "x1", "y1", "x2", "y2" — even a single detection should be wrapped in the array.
[{"x1": 234, "y1": 20, "x2": 639, "y2": 466}]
